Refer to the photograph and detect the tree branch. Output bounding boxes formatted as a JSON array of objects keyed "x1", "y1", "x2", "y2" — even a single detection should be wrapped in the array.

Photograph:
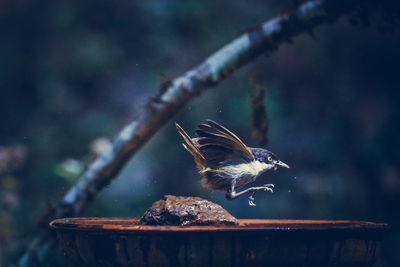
[{"x1": 15, "y1": 0, "x2": 363, "y2": 265}]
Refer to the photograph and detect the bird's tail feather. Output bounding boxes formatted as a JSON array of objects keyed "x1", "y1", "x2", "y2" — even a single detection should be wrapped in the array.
[{"x1": 175, "y1": 122, "x2": 206, "y2": 170}]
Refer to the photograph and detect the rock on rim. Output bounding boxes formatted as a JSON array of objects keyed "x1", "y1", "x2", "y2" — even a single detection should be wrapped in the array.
[{"x1": 140, "y1": 195, "x2": 237, "y2": 226}]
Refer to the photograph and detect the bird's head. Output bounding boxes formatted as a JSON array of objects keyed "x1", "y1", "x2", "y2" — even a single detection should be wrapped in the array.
[{"x1": 252, "y1": 148, "x2": 290, "y2": 171}]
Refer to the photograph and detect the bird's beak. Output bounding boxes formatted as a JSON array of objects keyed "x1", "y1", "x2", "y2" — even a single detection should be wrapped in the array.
[{"x1": 276, "y1": 161, "x2": 290, "y2": 169}]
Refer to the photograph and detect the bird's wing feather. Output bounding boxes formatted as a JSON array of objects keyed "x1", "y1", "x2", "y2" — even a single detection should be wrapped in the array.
[
  {"x1": 176, "y1": 121, "x2": 255, "y2": 169},
  {"x1": 195, "y1": 120, "x2": 255, "y2": 164}
]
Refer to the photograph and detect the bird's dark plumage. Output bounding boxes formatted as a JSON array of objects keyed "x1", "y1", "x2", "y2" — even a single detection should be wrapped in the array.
[{"x1": 176, "y1": 120, "x2": 289, "y2": 206}]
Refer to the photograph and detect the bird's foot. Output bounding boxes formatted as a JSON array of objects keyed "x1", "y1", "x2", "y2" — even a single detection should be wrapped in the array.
[
  {"x1": 262, "y1": 184, "x2": 274, "y2": 193},
  {"x1": 248, "y1": 194, "x2": 256, "y2": 206}
]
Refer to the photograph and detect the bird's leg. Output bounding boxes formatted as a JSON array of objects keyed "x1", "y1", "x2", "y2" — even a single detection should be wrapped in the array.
[
  {"x1": 248, "y1": 192, "x2": 256, "y2": 206},
  {"x1": 226, "y1": 183, "x2": 274, "y2": 206},
  {"x1": 226, "y1": 180, "x2": 237, "y2": 200}
]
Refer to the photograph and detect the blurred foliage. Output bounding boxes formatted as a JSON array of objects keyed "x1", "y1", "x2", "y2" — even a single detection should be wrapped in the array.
[{"x1": 1, "y1": 0, "x2": 400, "y2": 266}]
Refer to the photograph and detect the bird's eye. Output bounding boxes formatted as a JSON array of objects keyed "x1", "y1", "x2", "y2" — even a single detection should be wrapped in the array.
[{"x1": 267, "y1": 157, "x2": 272, "y2": 162}]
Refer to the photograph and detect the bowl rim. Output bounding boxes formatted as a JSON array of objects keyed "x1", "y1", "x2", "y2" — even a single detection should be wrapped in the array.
[{"x1": 49, "y1": 218, "x2": 389, "y2": 234}]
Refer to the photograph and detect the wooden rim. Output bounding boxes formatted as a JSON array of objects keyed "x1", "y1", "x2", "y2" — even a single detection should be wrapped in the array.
[{"x1": 50, "y1": 218, "x2": 389, "y2": 233}]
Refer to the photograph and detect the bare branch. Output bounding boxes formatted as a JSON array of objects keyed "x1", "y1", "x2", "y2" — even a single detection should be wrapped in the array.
[
  {"x1": 15, "y1": 0, "x2": 363, "y2": 265},
  {"x1": 251, "y1": 87, "x2": 269, "y2": 147}
]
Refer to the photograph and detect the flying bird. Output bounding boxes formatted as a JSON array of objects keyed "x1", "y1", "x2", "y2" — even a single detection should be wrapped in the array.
[{"x1": 175, "y1": 120, "x2": 289, "y2": 206}]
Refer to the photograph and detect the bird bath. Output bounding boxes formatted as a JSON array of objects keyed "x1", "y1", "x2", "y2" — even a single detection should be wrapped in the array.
[{"x1": 50, "y1": 217, "x2": 388, "y2": 267}]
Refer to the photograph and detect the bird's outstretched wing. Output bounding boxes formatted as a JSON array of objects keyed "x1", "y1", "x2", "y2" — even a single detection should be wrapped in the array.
[{"x1": 176, "y1": 120, "x2": 254, "y2": 169}]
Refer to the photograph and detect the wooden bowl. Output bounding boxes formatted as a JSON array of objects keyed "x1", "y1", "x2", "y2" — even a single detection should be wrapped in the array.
[{"x1": 50, "y1": 218, "x2": 389, "y2": 267}]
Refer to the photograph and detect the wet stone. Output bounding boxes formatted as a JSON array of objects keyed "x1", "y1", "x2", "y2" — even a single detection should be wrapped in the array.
[{"x1": 140, "y1": 195, "x2": 238, "y2": 226}]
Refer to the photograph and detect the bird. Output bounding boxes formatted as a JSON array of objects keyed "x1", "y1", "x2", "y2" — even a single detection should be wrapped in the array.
[{"x1": 175, "y1": 120, "x2": 289, "y2": 206}]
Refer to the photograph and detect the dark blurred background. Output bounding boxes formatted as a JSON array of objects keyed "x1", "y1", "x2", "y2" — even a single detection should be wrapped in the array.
[{"x1": 1, "y1": 0, "x2": 399, "y2": 266}]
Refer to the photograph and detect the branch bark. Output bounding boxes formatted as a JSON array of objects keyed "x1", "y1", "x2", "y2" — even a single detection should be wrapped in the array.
[{"x1": 15, "y1": 0, "x2": 363, "y2": 265}]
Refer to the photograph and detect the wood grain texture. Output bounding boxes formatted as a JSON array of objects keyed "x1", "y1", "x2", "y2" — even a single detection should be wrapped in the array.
[{"x1": 51, "y1": 218, "x2": 389, "y2": 267}]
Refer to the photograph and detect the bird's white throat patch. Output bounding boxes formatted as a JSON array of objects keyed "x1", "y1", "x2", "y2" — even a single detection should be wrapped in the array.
[{"x1": 217, "y1": 160, "x2": 273, "y2": 179}]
